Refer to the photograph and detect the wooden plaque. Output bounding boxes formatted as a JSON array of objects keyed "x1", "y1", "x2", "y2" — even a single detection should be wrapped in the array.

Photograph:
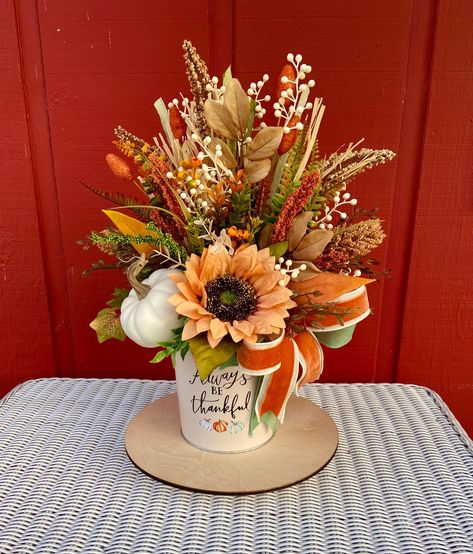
[{"x1": 125, "y1": 393, "x2": 338, "y2": 494}]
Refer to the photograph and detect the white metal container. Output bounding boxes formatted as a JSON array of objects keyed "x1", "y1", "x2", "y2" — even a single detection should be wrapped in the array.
[{"x1": 174, "y1": 353, "x2": 274, "y2": 453}]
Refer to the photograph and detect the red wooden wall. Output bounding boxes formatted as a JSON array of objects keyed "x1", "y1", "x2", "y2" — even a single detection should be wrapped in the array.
[{"x1": 2, "y1": 0, "x2": 472, "y2": 434}]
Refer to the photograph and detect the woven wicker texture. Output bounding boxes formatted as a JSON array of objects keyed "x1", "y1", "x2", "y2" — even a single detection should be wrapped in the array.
[{"x1": 0, "y1": 379, "x2": 472, "y2": 554}]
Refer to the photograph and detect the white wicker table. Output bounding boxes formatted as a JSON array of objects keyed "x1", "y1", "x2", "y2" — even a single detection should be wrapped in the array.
[{"x1": 0, "y1": 379, "x2": 472, "y2": 554}]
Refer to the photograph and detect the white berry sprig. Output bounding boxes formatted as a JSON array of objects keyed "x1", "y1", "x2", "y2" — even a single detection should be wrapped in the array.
[
  {"x1": 274, "y1": 257, "x2": 307, "y2": 285},
  {"x1": 247, "y1": 74, "x2": 272, "y2": 124},
  {"x1": 317, "y1": 193, "x2": 358, "y2": 230},
  {"x1": 273, "y1": 53, "x2": 316, "y2": 134}
]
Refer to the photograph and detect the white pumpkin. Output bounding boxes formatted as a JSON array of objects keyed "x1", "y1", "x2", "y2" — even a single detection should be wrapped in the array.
[
  {"x1": 199, "y1": 418, "x2": 212, "y2": 432},
  {"x1": 120, "y1": 268, "x2": 181, "y2": 348}
]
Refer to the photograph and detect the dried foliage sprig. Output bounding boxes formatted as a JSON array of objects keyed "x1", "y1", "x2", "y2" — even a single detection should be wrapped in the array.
[
  {"x1": 271, "y1": 171, "x2": 320, "y2": 243},
  {"x1": 182, "y1": 40, "x2": 212, "y2": 136},
  {"x1": 331, "y1": 219, "x2": 386, "y2": 258}
]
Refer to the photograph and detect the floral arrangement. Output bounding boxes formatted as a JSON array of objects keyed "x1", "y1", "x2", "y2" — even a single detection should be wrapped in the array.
[{"x1": 83, "y1": 41, "x2": 394, "y2": 424}]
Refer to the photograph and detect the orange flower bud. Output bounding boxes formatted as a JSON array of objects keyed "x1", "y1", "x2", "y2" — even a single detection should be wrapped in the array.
[
  {"x1": 278, "y1": 116, "x2": 299, "y2": 154},
  {"x1": 169, "y1": 105, "x2": 187, "y2": 141},
  {"x1": 105, "y1": 153, "x2": 133, "y2": 181},
  {"x1": 275, "y1": 64, "x2": 296, "y2": 107}
]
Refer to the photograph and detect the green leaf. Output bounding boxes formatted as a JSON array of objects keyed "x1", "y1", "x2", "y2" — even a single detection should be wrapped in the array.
[
  {"x1": 246, "y1": 99, "x2": 257, "y2": 138},
  {"x1": 269, "y1": 241, "x2": 288, "y2": 258},
  {"x1": 269, "y1": 152, "x2": 289, "y2": 199},
  {"x1": 260, "y1": 410, "x2": 278, "y2": 433},
  {"x1": 150, "y1": 350, "x2": 168, "y2": 364},
  {"x1": 315, "y1": 324, "x2": 356, "y2": 349},
  {"x1": 181, "y1": 341, "x2": 190, "y2": 360},
  {"x1": 106, "y1": 288, "x2": 130, "y2": 309},
  {"x1": 250, "y1": 376, "x2": 264, "y2": 434},
  {"x1": 89, "y1": 308, "x2": 126, "y2": 343},
  {"x1": 188, "y1": 336, "x2": 238, "y2": 381},
  {"x1": 222, "y1": 65, "x2": 233, "y2": 87},
  {"x1": 151, "y1": 325, "x2": 187, "y2": 364},
  {"x1": 218, "y1": 352, "x2": 238, "y2": 370}
]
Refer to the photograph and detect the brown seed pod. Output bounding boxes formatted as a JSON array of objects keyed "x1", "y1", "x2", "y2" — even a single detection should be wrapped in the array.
[
  {"x1": 278, "y1": 115, "x2": 300, "y2": 154},
  {"x1": 105, "y1": 153, "x2": 133, "y2": 181},
  {"x1": 275, "y1": 63, "x2": 296, "y2": 107},
  {"x1": 169, "y1": 105, "x2": 187, "y2": 141}
]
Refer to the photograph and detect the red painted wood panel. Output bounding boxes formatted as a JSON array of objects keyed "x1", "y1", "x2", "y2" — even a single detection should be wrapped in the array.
[
  {"x1": 0, "y1": 1, "x2": 56, "y2": 397},
  {"x1": 397, "y1": 0, "x2": 473, "y2": 435}
]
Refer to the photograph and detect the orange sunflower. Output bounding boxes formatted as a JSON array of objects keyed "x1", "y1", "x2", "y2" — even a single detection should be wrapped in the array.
[{"x1": 168, "y1": 245, "x2": 297, "y2": 348}]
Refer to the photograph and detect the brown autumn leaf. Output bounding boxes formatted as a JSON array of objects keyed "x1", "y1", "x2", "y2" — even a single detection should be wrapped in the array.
[
  {"x1": 244, "y1": 159, "x2": 271, "y2": 184},
  {"x1": 207, "y1": 138, "x2": 238, "y2": 168},
  {"x1": 224, "y1": 78, "x2": 250, "y2": 138},
  {"x1": 292, "y1": 229, "x2": 333, "y2": 261},
  {"x1": 90, "y1": 308, "x2": 126, "y2": 343},
  {"x1": 246, "y1": 127, "x2": 284, "y2": 161},
  {"x1": 258, "y1": 223, "x2": 274, "y2": 249},
  {"x1": 287, "y1": 211, "x2": 313, "y2": 251},
  {"x1": 291, "y1": 261, "x2": 320, "y2": 281},
  {"x1": 204, "y1": 99, "x2": 238, "y2": 140}
]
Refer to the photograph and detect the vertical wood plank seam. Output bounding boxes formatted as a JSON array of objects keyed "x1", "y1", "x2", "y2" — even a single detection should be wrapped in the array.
[
  {"x1": 13, "y1": 0, "x2": 76, "y2": 378},
  {"x1": 392, "y1": 0, "x2": 440, "y2": 382},
  {"x1": 373, "y1": 0, "x2": 440, "y2": 383}
]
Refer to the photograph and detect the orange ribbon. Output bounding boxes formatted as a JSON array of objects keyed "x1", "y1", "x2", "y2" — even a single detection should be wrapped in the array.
[
  {"x1": 316, "y1": 285, "x2": 370, "y2": 329},
  {"x1": 256, "y1": 337, "x2": 299, "y2": 423},
  {"x1": 237, "y1": 285, "x2": 370, "y2": 428},
  {"x1": 237, "y1": 341, "x2": 283, "y2": 374}
]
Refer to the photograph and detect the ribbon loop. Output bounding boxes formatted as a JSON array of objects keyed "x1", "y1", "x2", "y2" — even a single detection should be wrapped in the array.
[
  {"x1": 243, "y1": 285, "x2": 370, "y2": 431},
  {"x1": 314, "y1": 285, "x2": 370, "y2": 331},
  {"x1": 256, "y1": 337, "x2": 300, "y2": 424}
]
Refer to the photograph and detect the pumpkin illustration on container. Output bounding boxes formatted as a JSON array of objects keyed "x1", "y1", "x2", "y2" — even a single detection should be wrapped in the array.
[
  {"x1": 229, "y1": 421, "x2": 244, "y2": 434},
  {"x1": 213, "y1": 420, "x2": 228, "y2": 433},
  {"x1": 199, "y1": 418, "x2": 212, "y2": 432}
]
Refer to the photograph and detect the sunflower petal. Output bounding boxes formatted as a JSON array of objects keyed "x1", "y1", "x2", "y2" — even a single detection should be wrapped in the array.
[
  {"x1": 176, "y1": 301, "x2": 210, "y2": 319},
  {"x1": 182, "y1": 320, "x2": 199, "y2": 340},
  {"x1": 251, "y1": 272, "x2": 281, "y2": 296},
  {"x1": 210, "y1": 318, "x2": 229, "y2": 339},
  {"x1": 200, "y1": 251, "x2": 230, "y2": 284},
  {"x1": 168, "y1": 293, "x2": 186, "y2": 307},
  {"x1": 196, "y1": 316, "x2": 212, "y2": 333},
  {"x1": 177, "y1": 281, "x2": 199, "y2": 303},
  {"x1": 185, "y1": 269, "x2": 204, "y2": 296},
  {"x1": 168, "y1": 272, "x2": 186, "y2": 284},
  {"x1": 207, "y1": 331, "x2": 224, "y2": 348},
  {"x1": 257, "y1": 288, "x2": 294, "y2": 309},
  {"x1": 230, "y1": 244, "x2": 258, "y2": 278},
  {"x1": 227, "y1": 325, "x2": 245, "y2": 342},
  {"x1": 233, "y1": 319, "x2": 255, "y2": 336}
]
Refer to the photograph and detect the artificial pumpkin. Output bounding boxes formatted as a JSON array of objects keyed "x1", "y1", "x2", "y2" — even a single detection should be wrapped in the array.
[
  {"x1": 229, "y1": 420, "x2": 244, "y2": 434},
  {"x1": 213, "y1": 420, "x2": 228, "y2": 433},
  {"x1": 199, "y1": 418, "x2": 212, "y2": 432},
  {"x1": 120, "y1": 257, "x2": 182, "y2": 348}
]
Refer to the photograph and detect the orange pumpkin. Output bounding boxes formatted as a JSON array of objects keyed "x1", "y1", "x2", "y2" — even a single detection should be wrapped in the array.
[{"x1": 213, "y1": 420, "x2": 228, "y2": 433}]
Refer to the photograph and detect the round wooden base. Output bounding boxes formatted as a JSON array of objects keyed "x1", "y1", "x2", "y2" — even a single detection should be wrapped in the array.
[{"x1": 125, "y1": 393, "x2": 338, "y2": 494}]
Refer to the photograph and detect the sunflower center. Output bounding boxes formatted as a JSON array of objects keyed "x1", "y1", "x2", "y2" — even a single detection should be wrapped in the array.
[{"x1": 205, "y1": 274, "x2": 257, "y2": 322}]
